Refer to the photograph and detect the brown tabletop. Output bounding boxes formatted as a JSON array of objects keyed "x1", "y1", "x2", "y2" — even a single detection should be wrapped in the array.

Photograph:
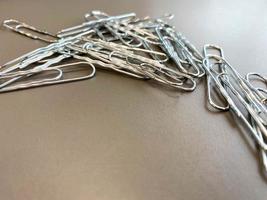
[{"x1": 0, "y1": 0, "x2": 267, "y2": 199}]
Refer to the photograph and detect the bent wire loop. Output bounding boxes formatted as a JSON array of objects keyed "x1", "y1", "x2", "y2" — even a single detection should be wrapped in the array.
[
  {"x1": 3, "y1": 19, "x2": 58, "y2": 43},
  {"x1": 203, "y1": 44, "x2": 230, "y2": 111},
  {"x1": 0, "y1": 60, "x2": 96, "y2": 93}
]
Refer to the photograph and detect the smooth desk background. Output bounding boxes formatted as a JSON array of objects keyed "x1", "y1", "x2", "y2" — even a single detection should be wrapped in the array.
[{"x1": 0, "y1": 0, "x2": 267, "y2": 200}]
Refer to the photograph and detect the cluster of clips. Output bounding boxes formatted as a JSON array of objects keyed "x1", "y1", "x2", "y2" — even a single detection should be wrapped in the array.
[
  {"x1": 1, "y1": 11, "x2": 205, "y2": 92},
  {"x1": 203, "y1": 45, "x2": 267, "y2": 171},
  {"x1": 1, "y1": 11, "x2": 267, "y2": 174}
]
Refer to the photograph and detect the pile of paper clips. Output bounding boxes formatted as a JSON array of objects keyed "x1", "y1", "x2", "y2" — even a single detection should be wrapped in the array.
[{"x1": 1, "y1": 11, "x2": 267, "y2": 174}]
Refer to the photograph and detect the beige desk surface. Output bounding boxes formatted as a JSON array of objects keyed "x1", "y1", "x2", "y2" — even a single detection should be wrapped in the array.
[{"x1": 0, "y1": 0, "x2": 267, "y2": 199}]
